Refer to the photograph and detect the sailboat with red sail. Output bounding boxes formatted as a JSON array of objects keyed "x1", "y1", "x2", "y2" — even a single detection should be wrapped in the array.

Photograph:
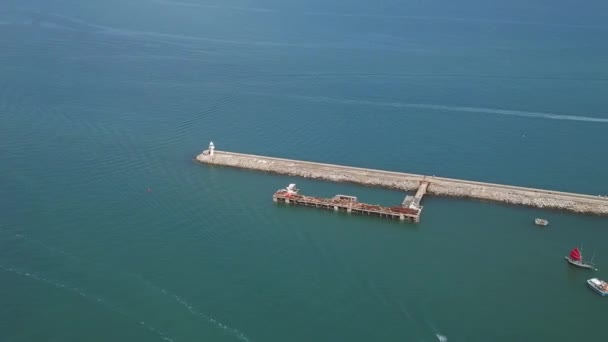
[{"x1": 565, "y1": 247, "x2": 597, "y2": 270}]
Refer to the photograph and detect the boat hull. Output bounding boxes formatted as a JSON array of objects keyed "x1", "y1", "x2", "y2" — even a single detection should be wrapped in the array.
[
  {"x1": 587, "y1": 279, "x2": 608, "y2": 296},
  {"x1": 565, "y1": 256, "x2": 596, "y2": 270}
]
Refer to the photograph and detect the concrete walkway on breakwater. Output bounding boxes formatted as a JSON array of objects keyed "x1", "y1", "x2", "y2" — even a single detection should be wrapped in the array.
[{"x1": 195, "y1": 148, "x2": 608, "y2": 216}]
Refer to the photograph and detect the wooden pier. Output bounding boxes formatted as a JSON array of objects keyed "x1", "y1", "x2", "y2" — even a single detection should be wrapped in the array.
[{"x1": 273, "y1": 184, "x2": 422, "y2": 222}]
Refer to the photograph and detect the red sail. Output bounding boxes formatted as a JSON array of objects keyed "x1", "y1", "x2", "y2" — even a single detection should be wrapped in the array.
[{"x1": 569, "y1": 248, "x2": 582, "y2": 261}]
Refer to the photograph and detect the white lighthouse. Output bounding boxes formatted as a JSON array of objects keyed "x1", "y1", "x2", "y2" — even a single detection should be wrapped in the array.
[{"x1": 209, "y1": 141, "x2": 215, "y2": 156}]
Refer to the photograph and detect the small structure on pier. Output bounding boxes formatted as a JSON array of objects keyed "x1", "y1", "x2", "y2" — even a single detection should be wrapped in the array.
[
  {"x1": 402, "y1": 181, "x2": 428, "y2": 210},
  {"x1": 273, "y1": 183, "x2": 423, "y2": 223},
  {"x1": 285, "y1": 183, "x2": 299, "y2": 194},
  {"x1": 208, "y1": 141, "x2": 215, "y2": 156},
  {"x1": 201, "y1": 141, "x2": 215, "y2": 156}
]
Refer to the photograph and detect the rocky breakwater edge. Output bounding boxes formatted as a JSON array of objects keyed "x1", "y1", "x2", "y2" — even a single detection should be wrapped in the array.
[
  {"x1": 196, "y1": 150, "x2": 608, "y2": 216},
  {"x1": 428, "y1": 182, "x2": 608, "y2": 215},
  {"x1": 196, "y1": 151, "x2": 422, "y2": 190}
]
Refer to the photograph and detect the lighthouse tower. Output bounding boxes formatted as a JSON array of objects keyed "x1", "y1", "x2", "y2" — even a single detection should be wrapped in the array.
[{"x1": 208, "y1": 141, "x2": 215, "y2": 156}]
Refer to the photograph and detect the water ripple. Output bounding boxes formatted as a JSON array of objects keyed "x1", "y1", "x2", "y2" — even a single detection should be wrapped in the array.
[
  {"x1": 0, "y1": 264, "x2": 175, "y2": 342},
  {"x1": 0, "y1": 228, "x2": 253, "y2": 342},
  {"x1": 254, "y1": 93, "x2": 608, "y2": 123}
]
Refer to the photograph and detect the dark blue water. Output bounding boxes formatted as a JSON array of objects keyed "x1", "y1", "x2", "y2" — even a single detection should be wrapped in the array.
[{"x1": 2, "y1": 1, "x2": 608, "y2": 341}]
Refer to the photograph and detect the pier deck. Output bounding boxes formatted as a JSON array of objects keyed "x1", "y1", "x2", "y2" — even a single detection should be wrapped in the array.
[
  {"x1": 273, "y1": 184, "x2": 421, "y2": 222},
  {"x1": 196, "y1": 148, "x2": 608, "y2": 218},
  {"x1": 403, "y1": 181, "x2": 428, "y2": 209}
]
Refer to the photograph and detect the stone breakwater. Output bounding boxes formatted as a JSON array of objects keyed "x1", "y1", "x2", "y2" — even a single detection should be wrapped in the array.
[{"x1": 196, "y1": 150, "x2": 608, "y2": 216}]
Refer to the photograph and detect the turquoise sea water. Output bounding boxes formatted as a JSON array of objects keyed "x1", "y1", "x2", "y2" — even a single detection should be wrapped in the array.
[{"x1": 1, "y1": 0, "x2": 608, "y2": 341}]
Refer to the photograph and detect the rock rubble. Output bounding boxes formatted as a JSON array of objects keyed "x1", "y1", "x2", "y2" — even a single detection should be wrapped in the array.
[{"x1": 196, "y1": 151, "x2": 608, "y2": 216}]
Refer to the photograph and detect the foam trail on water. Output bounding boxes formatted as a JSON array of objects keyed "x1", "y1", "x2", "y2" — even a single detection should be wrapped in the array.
[
  {"x1": 154, "y1": 0, "x2": 278, "y2": 13},
  {"x1": 301, "y1": 11, "x2": 608, "y2": 30},
  {"x1": 405, "y1": 104, "x2": 608, "y2": 123},
  {"x1": 137, "y1": 277, "x2": 252, "y2": 342},
  {"x1": 0, "y1": 229, "x2": 97, "y2": 267},
  {"x1": 30, "y1": 12, "x2": 331, "y2": 49},
  {"x1": 398, "y1": 300, "x2": 443, "y2": 341},
  {"x1": 171, "y1": 291, "x2": 250, "y2": 342},
  {"x1": 1, "y1": 230, "x2": 250, "y2": 342},
  {"x1": 397, "y1": 302, "x2": 413, "y2": 320},
  {"x1": 12, "y1": 232, "x2": 84, "y2": 263},
  {"x1": 153, "y1": 0, "x2": 608, "y2": 30},
  {"x1": 419, "y1": 308, "x2": 447, "y2": 342},
  {"x1": 9, "y1": 11, "x2": 413, "y2": 51},
  {"x1": 279, "y1": 94, "x2": 608, "y2": 123},
  {"x1": 436, "y1": 334, "x2": 448, "y2": 342},
  {"x1": 0, "y1": 265, "x2": 174, "y2": 342}
]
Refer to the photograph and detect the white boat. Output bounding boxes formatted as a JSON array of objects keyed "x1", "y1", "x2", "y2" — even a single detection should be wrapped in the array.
[
  {"x1": 534, "y1": 218, "x2": 548, "y2": 226},
  {"x1": 587, "y1": 278, "x2": 608, "y2": 296},
  {"x1": 565, "y1": 247, "x2": 597, "y2": 271}
]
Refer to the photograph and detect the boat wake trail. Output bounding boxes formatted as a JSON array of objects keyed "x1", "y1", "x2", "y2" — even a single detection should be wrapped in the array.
[
  {"x1": 420, "y1": 311, "x2": 447, "y2": 342},
  {"x1": 279, "y1": 94, "x2": 608, "y2": 123},
  {"x1": 0, "y1": 264, "x2": 174, "y2": 342},
  {"x1": 397, "y1": 299, "x2": 448, "y2": 342},
  {"x1": 1, "y1": 230, "x2": 251, "y2": 342},
  {"x1": 169, "y1": 291, "x2": 251, "y2": 342},
  {"x1": 12, "y1": 232, "x2": 85, "y2": 263},
  {"x1": 154, "y1": 0, "x2": 277, "y2": 13},
  {"x1": 151, "y1": 0, "x2": 608, "y2": 30},
  {"x1": 135, "y1": 275, "x2": 252, "y2": 342}
]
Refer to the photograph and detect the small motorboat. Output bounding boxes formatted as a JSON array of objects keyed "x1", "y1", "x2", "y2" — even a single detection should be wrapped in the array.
[
  {"x1": 587, "y1": 278, "x2": 608, "y2": 296},
  {"x1": 565, "y1": 247, "x2": 597, "y2": 271},
  {"x1": 534, "y1": 218, "x2": 549, "y2": 226}
]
